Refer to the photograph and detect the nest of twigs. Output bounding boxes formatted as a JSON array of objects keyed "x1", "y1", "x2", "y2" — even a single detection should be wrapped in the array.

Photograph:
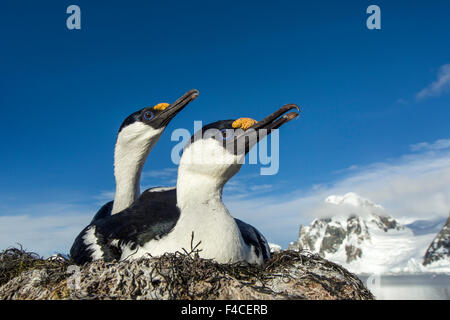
[
  {"x1": 148, "y1": 248, "x2": 373, "y2": 300},
  {"x1": 0, "y1": 245, "x2": 70, "y2": 287},
  {"x1": 0, "y1": 243, "x2": 373, "y2": 300}
]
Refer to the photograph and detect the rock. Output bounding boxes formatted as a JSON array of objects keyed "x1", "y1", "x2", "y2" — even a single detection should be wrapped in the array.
[
  {"x1": 0, "y1": 251, "x2": 373, "y2": 300},
  {"x1": 423, "y1": 213, "x2": 450, "y2": 266},
  {"x1": 288, "y1": 215, "x2": 374, "y2": 263}
]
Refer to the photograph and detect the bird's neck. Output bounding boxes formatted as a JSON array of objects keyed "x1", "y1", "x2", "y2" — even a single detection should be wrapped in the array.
[
  {"x1": 112, "y1": 165, "x2": 143, "y2": 215},
  {"x1": 176, "y1": 166, "x2": 227, "y2": 211},
  {"x1": 111, "y1": 129, "x2": 162, "y2": 214}
]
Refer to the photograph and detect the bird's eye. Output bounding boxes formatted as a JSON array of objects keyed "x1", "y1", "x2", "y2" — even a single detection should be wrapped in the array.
[
  {"x1": 143, "y1": 110, "x2": 154, "y2": 121},
  {"x1": 220, "y1": 129, "x2": 234, "y2": 140}
]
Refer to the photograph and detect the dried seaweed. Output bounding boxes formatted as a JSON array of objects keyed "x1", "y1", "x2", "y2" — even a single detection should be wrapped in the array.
[
  {"x1": 0, "y1": 245, "x2": 70, "y2": 287},
  {"x1": 142, "y1": 234, "x2": 373, "y2": 300},
  {"x1": 0, "y1": 242, "x2": 374, "y2": 300}
]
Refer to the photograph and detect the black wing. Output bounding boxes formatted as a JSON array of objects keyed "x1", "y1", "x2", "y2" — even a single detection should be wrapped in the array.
[
  {"x1": 70, "y1": 189, "x2": 180, "y2": 264},
  {"x1": 235, "y1": 218, "x2": 271, "y2": 261},
  {"x1": 70, "y1": 224, "x2": 121, "y2": 264},
  {"x1": 90, "y1": 187, "x2": 176, "y2": 223},
  {"x1": 90, "y1": 201, "x2": 113, "y2": 223},
  {"x1": 95, "y1": 189, "x2": 180, "y2": 247},
  {"x1": 70, "y1": 225, "x2": 94, "y2": 265}
]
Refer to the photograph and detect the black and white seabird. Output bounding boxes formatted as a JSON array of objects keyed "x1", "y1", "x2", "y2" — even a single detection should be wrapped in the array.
[
  {"x1": 90, "y1": 89, "x2": 199, "y2": 222},
  {"x1": 70, "y1": 105, "x2": 299, "y2": 265}
]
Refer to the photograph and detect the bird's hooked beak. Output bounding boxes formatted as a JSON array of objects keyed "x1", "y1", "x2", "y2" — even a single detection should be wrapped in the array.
[
  {"x1": 156, "y1": 89, "x2": 199, "y2": 127},
  {"x1": 230, "y1": 104, "x2": 300, "y2": 155},
  {"x1": 249, "y1": 104, "x2": 300, "y2": 131}
]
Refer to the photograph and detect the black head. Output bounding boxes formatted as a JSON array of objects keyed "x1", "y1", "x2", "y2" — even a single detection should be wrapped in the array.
[
  {"x1": 119, "y1": 89, "x2": 199, "y2": 133},
  {"x1": 185, "y1": 104, "x2": 300, "y2": 156}
]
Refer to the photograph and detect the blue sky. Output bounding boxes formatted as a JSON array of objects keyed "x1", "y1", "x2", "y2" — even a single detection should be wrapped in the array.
[{"x1": 1, "y1": 1, "x2": 450, "y2": 255}]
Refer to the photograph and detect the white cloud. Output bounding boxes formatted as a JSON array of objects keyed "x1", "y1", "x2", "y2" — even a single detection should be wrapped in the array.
[
  {"x1": 0, "y1": 203, "x2": 93, "y2": 257},
  {"x1": 142, "y1": 167, "x2": 177, "y2": 179},
  {"x1": 410, "y1": 138, "x2": 450, "y2": 152},
  {"x1": 141, "y1": 167, "x2": 178, "y2": 187},
  {"x1": 93, "y1": 190, "x2": 115, "y2": 204},
  {"x1": 224, "y1": 174, "x2": 282, "y2": 201},
  {"x1": 249, "y1": 184, "x2": 273, "y2": 192},
  {"x1": 416, "y1": 64, "x2": 450, "y2": 99}
]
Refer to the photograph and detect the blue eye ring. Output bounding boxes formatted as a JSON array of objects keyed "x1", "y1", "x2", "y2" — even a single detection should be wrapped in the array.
[
  {"x1": 143, "y1": 110, "x2": 154, "y2": 121},
  {"x1": 220, "y1": 129, "x2": 234, "y2": 140}
]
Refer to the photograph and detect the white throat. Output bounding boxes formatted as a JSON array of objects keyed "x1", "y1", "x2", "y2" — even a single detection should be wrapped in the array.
[
  {"x1": 111, "y1": 123, "x2": 163, "y2": 214},
  {"x1": 176, "y1": 140, "x2": 242, "y2": 209}
]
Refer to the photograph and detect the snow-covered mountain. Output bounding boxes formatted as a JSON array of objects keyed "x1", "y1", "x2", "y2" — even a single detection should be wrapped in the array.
[
  {"x1": 423, "y1": 213, "x2": 450, "y2": 267},
  {"x1": 288, "y1": 193, "x2": 450, "y2": 274}
]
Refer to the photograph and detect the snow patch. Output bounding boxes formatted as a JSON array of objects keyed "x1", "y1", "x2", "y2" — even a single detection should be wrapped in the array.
[{"x1": 269, "y1": 243, "x2": 282, "y2": 253}]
